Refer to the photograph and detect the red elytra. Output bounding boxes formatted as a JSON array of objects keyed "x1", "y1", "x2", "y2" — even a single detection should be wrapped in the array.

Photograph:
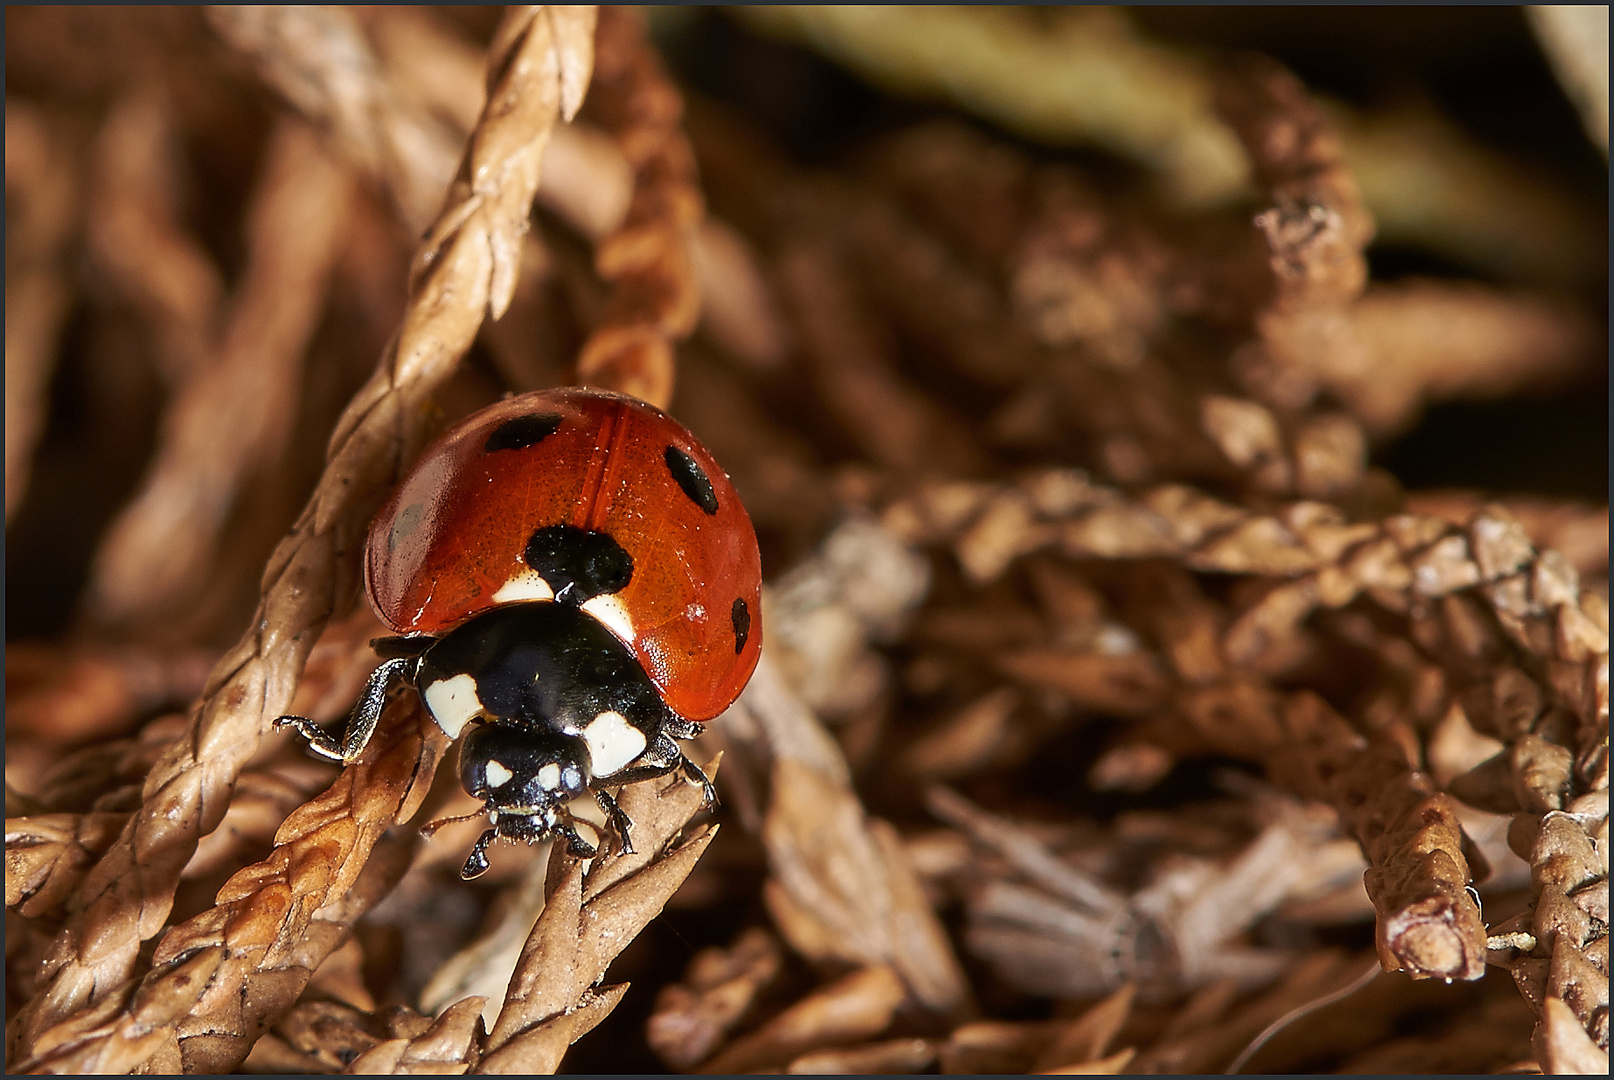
[{"x1": 366, "y1": 388, "x2": 762, "y2": 722}]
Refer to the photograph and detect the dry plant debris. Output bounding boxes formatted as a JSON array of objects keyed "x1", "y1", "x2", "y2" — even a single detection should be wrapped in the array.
[
  {"x1": 735, "y1": 5, "x2": 1604, "y2": 287},
  {"x1": 5, "y1": 6, "x2": 1607, "y2": 1076},
  {"x1": 5, "y1": 99, "x2": 84, "y2": 523}
]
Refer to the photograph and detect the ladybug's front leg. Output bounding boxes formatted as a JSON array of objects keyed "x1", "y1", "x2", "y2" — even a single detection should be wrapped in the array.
[
  {"x1": 662, "y1": 717, "x2": 719, "y2": 809},
  {"x1": 594, "y1": 788, "x2": 637, "y2": 855},
  {"x1": 607, "y1": 728, "x2": 719, "y2": 811},
  {"x1": 277, "y1": 655, "x2": 416, "y2": 763}
]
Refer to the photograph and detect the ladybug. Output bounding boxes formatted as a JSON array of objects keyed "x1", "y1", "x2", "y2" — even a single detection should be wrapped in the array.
[{"x1": 280, "y1": 388, "x2": 761, "y2": 878}]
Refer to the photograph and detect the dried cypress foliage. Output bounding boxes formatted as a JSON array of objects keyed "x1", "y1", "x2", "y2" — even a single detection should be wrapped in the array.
[
  {"x1": 11, "y1": 6, "x2": 596, "y2": 1073},
  {"x1": 6, "y1": 8, "x2": 1606, "y2": 1075}
]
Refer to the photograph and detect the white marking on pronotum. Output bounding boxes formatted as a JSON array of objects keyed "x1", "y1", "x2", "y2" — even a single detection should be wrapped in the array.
[
  {"x1": 537, "y1": 763, "x2": 562, "y2": 789},
  {"x1": 423, "y1": 674, "x2": 484, "y2": 738},
  {"x1": 485, "y1": 760, "x2": 514, "y2": 787},
  {"x1": 581, "y1": 710, "x2": 646, "y2": 777},
  {"x1": 580, "y1": 593, "x2": 635, "y2": 644},
  {"x1": 493, "y1": 571, "x2": 555, "y2": 605}
]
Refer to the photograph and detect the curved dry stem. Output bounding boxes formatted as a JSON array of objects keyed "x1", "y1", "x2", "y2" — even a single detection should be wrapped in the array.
[
  {"x1": 16, "y1": 698, "x2": 440, "y2": 1074},
  {"x1": 205, "y1": 5, "x2": 459, "y2": 235},
  {"x1": 736, "y1": 6, "x2": 1600, "y2": 287},
  {"x1": 4, "y1": 100, "x2": 81, "y2": 523},
  {"x1": 8, "y1": 6, "x2": 594, "y2": 1067},
  {"x1": 87, "y1": 118, "x2": 352, "y2": 628},
  {"x1": 82, "y1": 84, "x2": 222, "y2": 389},
  {"x1": 6, "y1": 813, "x2": 129, "y2": 920},
  {"x1": 1271, "y1": 696, "x2": 1487, "y2": 981},
  {"x1": 210, "y1": 6, "x2": 630, "y2": 250},
  {"x1": 475, "y1": 759, "x2": 721, "y2": 1073},
  {"x1": 885, "y1": 475, "x2": 1606, "y2": 1005},
  {"x1": 571, "y1": 6, "x2": 702, "y2": 410}
]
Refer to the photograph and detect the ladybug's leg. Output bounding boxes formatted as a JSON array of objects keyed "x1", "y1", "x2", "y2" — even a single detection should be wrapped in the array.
[
  {"x1": 551, "y1": 817, "x2": 599, "y2": 858},
  {"x1": 276, "y1": 655, "x2": 415, "y2": 763},
  {"x1": 461, "y1": 828, "x2": 498, "y2": 880},
  {"x1": 608, "y1": 731, "x2": 719, "y2": 811},
  {"x1": 662, "y1": 716, "x2": 702, "y2": 739},
  {"x1": 594, "y1": 788, "x2": 637, "y2": 855},
  {"x1": 678, "y1": 756, "x2": 719, "y2": 811},
  {"x1": 602, "y1": 733, "x2": 679, "y2": 786},
  {"x1": 661, "y1": 717, "x2": 719, "y2": 809}
]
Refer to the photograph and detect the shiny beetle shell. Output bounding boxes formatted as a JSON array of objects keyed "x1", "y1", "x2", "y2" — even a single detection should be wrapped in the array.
[{"x1": 365, "y1": 388, "x2": 762, "y2": 722}]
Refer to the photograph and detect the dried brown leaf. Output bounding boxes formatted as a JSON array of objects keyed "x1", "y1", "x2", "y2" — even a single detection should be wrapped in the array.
[
  {"x1": 571, "y1": 6, "x2": 697, "y2": 409},
  {"x1": 11, "y1": 7, "x2": 589, "y2": 1065},
  {"x1": 648, "y1": 926, "x2": 783, "y2": 1070},
  {"x1": 4, "y1": 100, "x2": 80, "y2": 522},
  {"x1": 700, "y1": 965, "x2": 907, "y2": 1074},
  {"x1": 17, "y1": 696, "x2": 440, "y2": 1073},
  {"x1": 1033, "y1": 984, "x2": 1136, "y2": 1071},
  {"x1": 477, "y1": 760, "x2": 720, "y2": 1073},
  {"x1": 88, "y1": 118, "x2": 353, "y2": 627},
  {"x1": 785, "y1": 1036, "x2": 938, "y2": 1074}
]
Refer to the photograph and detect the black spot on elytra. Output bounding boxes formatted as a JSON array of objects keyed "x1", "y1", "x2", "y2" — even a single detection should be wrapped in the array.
[
  {"x1": 485, "y1": 412, "x2": 562, "y2": 453},
  {"x1": 731, "y1": 597, "x2": 750, "y2": 654},
  {"x1": 524, "y1": 524, "x2": 633, "y2": 602},
  {"x1": 665, "y1": 445, "x2": 719, "y2": 515}
]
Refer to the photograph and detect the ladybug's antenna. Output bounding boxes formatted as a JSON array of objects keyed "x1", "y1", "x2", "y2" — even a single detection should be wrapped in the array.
[{"x1": 419, "y1": 807, "x2": 488, "y2": 837}]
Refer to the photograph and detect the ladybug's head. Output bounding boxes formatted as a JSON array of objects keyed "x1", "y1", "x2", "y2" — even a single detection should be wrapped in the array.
[{"x1": 455, "y1": 723, "x2": 593, "y2": 878}]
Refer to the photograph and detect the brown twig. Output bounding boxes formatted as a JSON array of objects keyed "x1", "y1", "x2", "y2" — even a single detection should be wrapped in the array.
[
  {"x1": 1269, "y1": 696, "x2": 1487, "y2": 981},
  {"x1": 885, "y1": 474, "x2": 1606, "y2": 996},
  {"x1": 6, "y1": 813, "x2": 129, "y2": 921},
  {"x1": 208, "y1": 5, "x2": 691, "y2": 415},
  {"x1": 14, "y1": 694, "x2": 439, "y2": 1073},
  {"x1": 7, "y1": 751, "x2": 334, "y2": 925},
  {"x1": 8, "y1": 8, "x2": 593, "y2": 1069},
  {"x1": 81, "y1": 85, "x2": 223, "y2": 390},
  {"x1": 571, "y1": 6, "x2": 703, "y2": 410},
  {"x1": 204, "y1": 6, "x2": 460, "y2": 235},
  {"x1": 1406, "y1": 491, "x2": 1609, "y2": 579},
  {"x1": 475, "y1": 759, "x2": 721, "y2": 1073},
  {"x1": 86, "y1": 118, "x2": 352, "y2": 629},
  {"x1": 6, "y1": 10, "x2": 1604, "y2": 1072},
  {"x1": 647, "y1": 926, "x2": 784, "y2": 1070},
  {"x1": 3, "y1": 100, "x2": 82, "y2": 523}
]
